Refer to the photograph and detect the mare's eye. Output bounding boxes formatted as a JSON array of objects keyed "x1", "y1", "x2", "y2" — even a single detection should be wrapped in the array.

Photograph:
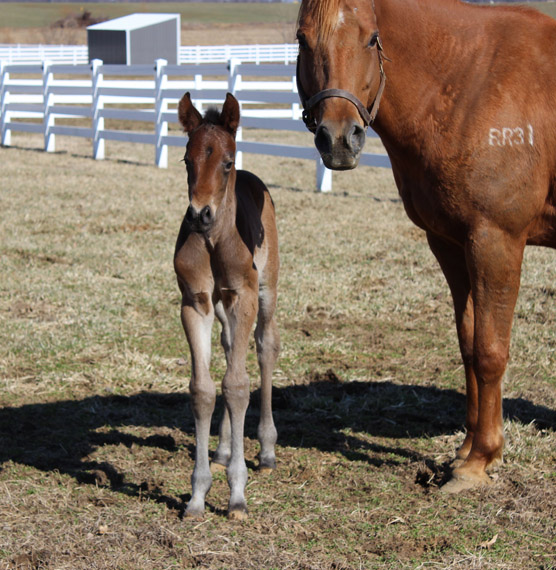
[
  {"x1": 368, "y1": 32, "x2": 379, "y2": 48},
  {"x1": 296, "y1": 31, "x2": 308, "y2": 50},
  {"x1": 224, "y1": 161, "x2": 234, "y2": 172}
]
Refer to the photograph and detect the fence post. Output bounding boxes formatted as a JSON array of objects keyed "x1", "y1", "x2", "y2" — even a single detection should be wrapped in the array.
[
  {"x1": 316, "y1": 158, "x2": 332, "y2": 192},
  {"x1": 91, "y1": 58, "x2": 105, "y2": 160},
  {"x1": 228, "y1": 58, "x2": 243, "y2": 170},
  {"x1": 43, "y1": 60, "x2": 55, "y2": 152},
  {"x1": 194, "y1": 73, "x2": 203, "y2": 113},
  {"x1": 0, "y1": 61, "x2": 11, "y2": 146},
  {"x1": 155, "y1": 58, "x2": 168, "y2": 168},
  {"x1": 292, "y1": 72, "x2": 300, "y2": 120}
]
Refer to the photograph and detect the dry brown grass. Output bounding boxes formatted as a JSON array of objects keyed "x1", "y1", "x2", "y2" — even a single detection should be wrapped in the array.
[{"x1": 0, "y1": 127, "x2": 555, "y2": 569}]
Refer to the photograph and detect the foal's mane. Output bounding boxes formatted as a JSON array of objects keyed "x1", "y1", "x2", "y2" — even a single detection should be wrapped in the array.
[
  {"x1": 203, "y1": 108, "x2": 221, "y2": 126},
  {"x1": 298, "y1": 0, "x2": 341, "y2": 42}
]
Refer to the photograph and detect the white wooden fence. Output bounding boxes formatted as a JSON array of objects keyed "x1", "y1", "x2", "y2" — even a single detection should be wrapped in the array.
[
  {"x1": 0, "y1": 58, "x2": 390, "y2": 191},
  {"x1": 0, "y1": 44, "x2": 300, "y2": 65}
]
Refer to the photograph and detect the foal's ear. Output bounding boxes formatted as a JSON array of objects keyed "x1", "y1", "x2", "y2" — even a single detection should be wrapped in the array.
[
  {"x1": 220, "y1": 93, "x2": 240, "y2": 136},
  {"x1": 178, "y1": 92, "x2": 203, "y2": 134}
]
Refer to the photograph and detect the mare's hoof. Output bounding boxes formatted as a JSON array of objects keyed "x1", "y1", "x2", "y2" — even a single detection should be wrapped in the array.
[
  {"x1": 440, "y1": 472, "x2": 492, "y2": 494},
  {"x1": 210, "y1": 461, "x2": 227, "y2": 474},
  {"x1": 486, "y1": 455, "x2": 503, "y2": 473}
]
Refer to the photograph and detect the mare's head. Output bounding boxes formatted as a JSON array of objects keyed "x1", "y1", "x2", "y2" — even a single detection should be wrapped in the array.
[
  {"x1": 296, "y1": 0, "x2": 385, "y2": 170},
  {"x1": 178, "y1": 92, "x2": 240, "y2": 233}
]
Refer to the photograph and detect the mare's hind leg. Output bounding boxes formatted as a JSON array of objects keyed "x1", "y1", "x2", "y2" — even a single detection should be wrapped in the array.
[
  {"x1": 254, "y1": 285, "x2": 280, "y2": 472},
  {"x1": 181, "y1": 294, "x2": 216, "y2": 518},
  {"x1": 427, "y1": 234, "x2": 477, "y2": 465},
  {"x1": 211, "y1": 301, "x2": 232, "y2": 472},
  {"x1": 434, "y1": 229, "x2": 524, "y2": 492}
]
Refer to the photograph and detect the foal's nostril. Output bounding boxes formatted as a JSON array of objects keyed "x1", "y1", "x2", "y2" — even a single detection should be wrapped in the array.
[
  {"x1": 347, "y1": 123, "x2": 366, "y2": 154},
  {"x1": 200, "y1": 205, "x2": 212, "y2": 227},
  {"x1": 185, "y1": 205, "x2": 196, "y2": 223}
]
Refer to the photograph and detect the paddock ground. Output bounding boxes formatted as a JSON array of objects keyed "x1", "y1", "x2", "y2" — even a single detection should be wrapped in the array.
[{"x1": 0, "y1": 130, "x2": 554, "y2": 569}]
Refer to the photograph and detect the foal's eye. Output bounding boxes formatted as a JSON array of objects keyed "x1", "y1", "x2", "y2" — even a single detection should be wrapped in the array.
[
  {"x1": 296, "y1": 31, "x2": 308, "y2": 49},
  {"x1": 224, "y1": 161, "x2": 234, "y2": 172},
  {"x1": 368, "y1": 32, "x2": 379, "y2": 48}
]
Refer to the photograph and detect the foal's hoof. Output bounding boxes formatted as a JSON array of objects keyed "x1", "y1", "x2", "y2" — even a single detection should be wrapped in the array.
[
  {"x1": 258, "y1": 459, "x2": 276, "y2": 475},
  {"x1": 227, "y1": 507, "x2": 248, "y2": 521},
  {"x1": 184, "y1": 506, "x2": 205, "y2": 520},
  {"x1": 440, "y1": 471, "x2": 492, "y2": 494}
]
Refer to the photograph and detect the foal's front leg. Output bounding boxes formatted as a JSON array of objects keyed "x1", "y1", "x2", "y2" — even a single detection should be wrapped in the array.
[
  {"x1": 181, "y1": 294, "x2": 216, "y2": 518},
  {"x1": 221, "y1": 285, "x2": 258, "y2": 520}
]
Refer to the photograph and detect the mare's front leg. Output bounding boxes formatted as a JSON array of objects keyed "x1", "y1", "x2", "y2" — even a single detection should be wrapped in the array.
[
  {"x1": 445, "y1": 228, "x2": 524, "y2": 492},
  {"x1": 427, "y1": 234, "x2": 477, "y2": 464},
  {"x1": 181, "y1": 290, "x2": 215, "y2": 518},
  {"x1": 221, "y1": 284, "x2": 258, "y2": 520}
]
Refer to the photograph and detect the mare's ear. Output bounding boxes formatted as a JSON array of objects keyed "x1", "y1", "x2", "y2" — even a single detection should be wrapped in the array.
[
  {"x1": 220, "y1": 93, "x2": 240, "y2": 137},
  {"x1": 178, "y1": 92, "x2": 203, "y2": 134}
]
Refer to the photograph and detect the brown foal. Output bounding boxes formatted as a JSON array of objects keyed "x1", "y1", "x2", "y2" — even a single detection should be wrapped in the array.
[
  {"x1": 296, "y1": 0, "x2": 556, "y2": 492},
  {"x1": 174, "y1": 93, "x2": 280, "y2": 518}
]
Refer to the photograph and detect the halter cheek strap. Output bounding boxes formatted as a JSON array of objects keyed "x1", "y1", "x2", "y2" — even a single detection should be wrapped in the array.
[{"x1": 297, "y1": 34, "x2": 388, "y2": 133}]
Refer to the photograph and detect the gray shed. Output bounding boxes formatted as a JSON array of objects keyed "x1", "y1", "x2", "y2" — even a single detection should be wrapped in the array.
[{"x1": 87, "y1": 13, "x2": 180, "y2": 65}]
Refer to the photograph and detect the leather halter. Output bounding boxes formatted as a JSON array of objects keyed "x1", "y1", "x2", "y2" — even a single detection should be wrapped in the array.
[{"x1": 296, "y1": 34, "x2": 387, "y2": 133}]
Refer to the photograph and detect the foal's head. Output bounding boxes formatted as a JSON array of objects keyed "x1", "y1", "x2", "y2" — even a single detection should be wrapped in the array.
[
  {"x1": 296, "y1": 0, "x2": 385, "y2": 170},
  {"x1": 178, "y1": 92, "x2": 240, "y2": 233}
]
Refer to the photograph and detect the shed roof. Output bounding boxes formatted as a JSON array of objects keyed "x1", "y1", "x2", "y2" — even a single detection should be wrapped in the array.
[{"x1": 87, "y1": 13, "x2": 179, "y2": 32}]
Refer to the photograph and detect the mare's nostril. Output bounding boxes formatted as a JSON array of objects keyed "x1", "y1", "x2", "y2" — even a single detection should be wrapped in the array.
[
  {"x1": 347, "y1": 123, "x2": 366, "y2": 154},
  {"x1": 200, "y1": 205, "x2": 212, "y2": 227},
  {"x1": 315, "y1": 124, "x2": 333, "y2": 155}
]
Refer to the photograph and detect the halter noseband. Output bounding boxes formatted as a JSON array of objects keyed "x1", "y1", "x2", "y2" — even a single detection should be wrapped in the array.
[{"x1": 296, "y1": 34, "x2": 387, "y2": 133}]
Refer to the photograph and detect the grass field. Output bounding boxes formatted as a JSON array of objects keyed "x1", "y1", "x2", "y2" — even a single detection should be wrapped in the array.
[
  {"x1": 0, "y1": 2, "x2": 555, "y2": 45},
  {"x1": 0, "y1": 128, "x2": 555, "y2": 569}
]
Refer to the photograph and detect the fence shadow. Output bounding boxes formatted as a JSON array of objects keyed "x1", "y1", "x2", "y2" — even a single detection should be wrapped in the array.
[{"x1": 0, "y1": 380, "x2": 554, "y2": 512}]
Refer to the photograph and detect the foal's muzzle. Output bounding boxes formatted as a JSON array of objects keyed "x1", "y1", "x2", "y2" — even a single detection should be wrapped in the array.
[
  {"x1": 185, "y1": 204, "x2": 213, "y2": 233},
  {"x1": 315, "y1": 120, "x2": 366, "y2": 170}
]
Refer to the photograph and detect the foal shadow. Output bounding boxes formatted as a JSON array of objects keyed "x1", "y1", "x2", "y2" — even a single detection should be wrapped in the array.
[{"x1": 0, "y1": 380, "x2": 554, "y2": 510}]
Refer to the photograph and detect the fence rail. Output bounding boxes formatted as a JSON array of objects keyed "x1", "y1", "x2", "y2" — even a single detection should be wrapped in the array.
[
  {"x1": 0, "y1": 43, "x2": 300, "y2": 65},
  {"x1": 0, "y1": 57, "x2": 390, "y2": 191}
]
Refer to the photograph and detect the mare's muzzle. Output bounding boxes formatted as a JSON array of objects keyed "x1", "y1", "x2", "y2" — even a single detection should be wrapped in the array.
[
  {"x1": 185, "y1": 204, "x2": 213, "y2": 233},
  {"x1": 315, "y1": 120, "x2": 366, "y2": 170}
]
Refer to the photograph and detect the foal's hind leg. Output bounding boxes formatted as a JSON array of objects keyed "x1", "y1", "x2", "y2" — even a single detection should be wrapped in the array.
[
  {"x1": 211, "y1": 300, "x2": 232, "y2": 472},
  {"x1": 221, "y1": 286, "x2": 258, "y2": 519},
  {"x1": 181, "y1": 295, "x2": 216, "y2": 518},
  {"x1": 254, "y1": 285, "x2": 280, "y2": 472}
]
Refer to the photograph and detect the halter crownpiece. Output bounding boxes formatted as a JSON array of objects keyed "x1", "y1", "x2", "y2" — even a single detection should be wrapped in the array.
[{"x1": 296, "y1": 33, "x2": 388, "y2": 133}]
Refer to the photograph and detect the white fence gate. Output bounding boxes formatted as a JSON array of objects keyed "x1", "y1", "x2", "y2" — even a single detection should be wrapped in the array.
[{"x1": 0, "y1": 57, "x2": 390, "y2": 191}]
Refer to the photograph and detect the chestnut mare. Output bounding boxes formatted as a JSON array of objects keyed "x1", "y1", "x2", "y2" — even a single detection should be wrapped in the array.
[
  {"x1": 174, "y1": 93, "x2": 280, "y2": 518},
  {"x1": 296, "y1": 0, "x2": 556, "y2": 492}
]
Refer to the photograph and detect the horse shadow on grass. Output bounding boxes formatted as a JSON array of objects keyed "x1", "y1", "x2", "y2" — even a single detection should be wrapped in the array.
[{"x1": 0, "y1": 378, "x2": 554, "y2": 514}]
